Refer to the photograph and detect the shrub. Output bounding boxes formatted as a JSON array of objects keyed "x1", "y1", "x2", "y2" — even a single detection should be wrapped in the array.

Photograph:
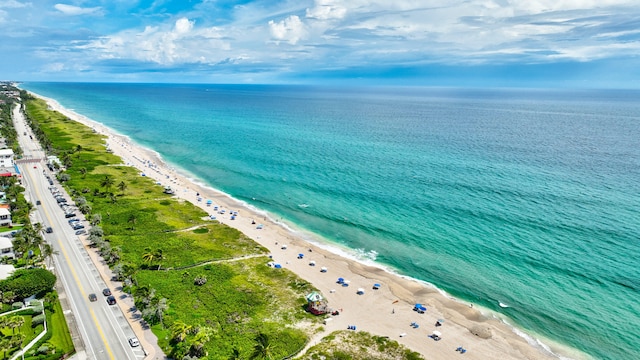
[
  {"x1": 194, "y1": 275, "x2": 207, "y2": 286},
  {"x1": 32, "y1": 314, "x2": 46, "y2": 326},
  {"x1": 0, "y1": 268, "x2": 57, "y2": 300},
  {"x1": 12, "y1": 302, "x2": 23, "y2": 309}
]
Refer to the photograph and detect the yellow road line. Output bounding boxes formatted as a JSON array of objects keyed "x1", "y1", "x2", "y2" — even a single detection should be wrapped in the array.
[{"x1": 30, "y1": 168, "x2": 116, "y2": 360}]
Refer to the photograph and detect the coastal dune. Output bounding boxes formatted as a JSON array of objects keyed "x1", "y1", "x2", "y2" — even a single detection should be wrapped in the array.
[{"x1": 34, "y1": 93, "x2": 572, "y2": 360}]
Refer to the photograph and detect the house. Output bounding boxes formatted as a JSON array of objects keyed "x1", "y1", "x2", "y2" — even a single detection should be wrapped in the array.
[
  {"x1": 0, "y1": 237, "x2": 14, "y2": 259},
  {"x1": 0, "y1": 149, "x2": 14, "y2": 168},
  {"x1": 0, "y1": 208, "x2": 11, "y2": 227}
]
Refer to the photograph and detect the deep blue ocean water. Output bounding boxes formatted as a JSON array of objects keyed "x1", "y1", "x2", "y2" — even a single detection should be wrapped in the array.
[{"x1": 21, "y1": 83, "x2": 640, "y2": 359}]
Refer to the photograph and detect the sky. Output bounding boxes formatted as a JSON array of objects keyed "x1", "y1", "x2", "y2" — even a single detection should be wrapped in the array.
[{"x1": 1, "y1": 0, "x2": 639, "y2": 87}]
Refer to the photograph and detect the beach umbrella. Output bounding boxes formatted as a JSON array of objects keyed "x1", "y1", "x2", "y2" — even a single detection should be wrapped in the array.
[
  {"x1": 320, "y1": 267, "x2": 328, "y2": 272},
  {"x1": 309, "y1": 260, "x2": 316, "y2": 266},
  {"x1": 206, "y1": 199, "x2": 212, "y2": 204},
  {"x1": 337, "y1": 277, "x2": 344, "y2": 284},
  {"x1": 432, "y1": 330, "x2": 442, "y2": 337},
  {"x1": 357, "y1": 288, "x2": 365, "y2": 295},
  {"x1": 298, "y1": 253, "x2": 304, "y2": 259},
  {"x1": 373, "y1": 283, "x2": 381, "y2": 289}
]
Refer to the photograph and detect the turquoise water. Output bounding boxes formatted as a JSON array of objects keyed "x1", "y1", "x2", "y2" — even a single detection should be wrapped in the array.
[{"x1": 22, "y1": 83, "x2": 640, "y2": 359}]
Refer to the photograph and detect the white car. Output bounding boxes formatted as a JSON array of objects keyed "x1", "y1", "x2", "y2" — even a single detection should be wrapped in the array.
[{"x1": 128, "y1": 337, "x2": 140, "y2": 347}]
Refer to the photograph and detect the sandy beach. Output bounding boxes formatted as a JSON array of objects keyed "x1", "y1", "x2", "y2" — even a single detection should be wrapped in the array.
[{"x1": 36, "y1": 93, "x2": 574, "y2": 360}]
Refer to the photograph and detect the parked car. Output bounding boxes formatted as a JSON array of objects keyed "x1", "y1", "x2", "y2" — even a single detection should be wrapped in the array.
[
  {"x1": 73, "y1": 224, "x2": 85, "y2": 230},
  {"x1": 88, "y1": 293, "x2": 97, "y2": 302},
  {"x1": 75, "y1": 230, "x2": 86, "y2": 235},
  {"x1": 106, "y1": 296, "x2": 116, "y2": 305},
  {"x1": 65, "y1": 212, "x2": 76, "y2": 218},
  {"x1": 102, "y1": 288, "x2": 112, "y2": 296},
  {"x1": 128, "y1": 337, "x2": 140, "y2": 347}
]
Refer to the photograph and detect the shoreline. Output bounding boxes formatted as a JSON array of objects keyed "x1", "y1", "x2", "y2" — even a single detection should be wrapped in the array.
[{"x1": 26, "y1": 90, "x2": 585, "y2": 360}]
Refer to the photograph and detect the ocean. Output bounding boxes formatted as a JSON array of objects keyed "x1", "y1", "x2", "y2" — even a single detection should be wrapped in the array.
[{"x1": 20, "y1": 83, "x2": 640, "y2": 360}]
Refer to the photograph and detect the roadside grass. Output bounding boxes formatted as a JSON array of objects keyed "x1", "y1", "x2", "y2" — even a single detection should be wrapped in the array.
[{"x1": 47, "y1": 299, "x2": 74, "y2": 355}]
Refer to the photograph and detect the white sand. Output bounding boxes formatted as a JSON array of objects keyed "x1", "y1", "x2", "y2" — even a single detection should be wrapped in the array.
[{"x1": 34, "y1": 93, "x2": 582, "y2": 360}]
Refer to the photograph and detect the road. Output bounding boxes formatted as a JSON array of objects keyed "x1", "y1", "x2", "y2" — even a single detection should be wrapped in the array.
[{"x1": 12, "y1": 104, "x2": 146, "y2": 360}]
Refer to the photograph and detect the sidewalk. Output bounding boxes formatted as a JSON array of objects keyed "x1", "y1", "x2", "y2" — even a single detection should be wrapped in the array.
[{"x1": 81, "y1": 238, "x2": 166, "y2": 360}]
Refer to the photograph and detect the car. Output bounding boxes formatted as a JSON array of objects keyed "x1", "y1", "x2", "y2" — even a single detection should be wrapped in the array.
[
  {"x1": 33, "y1": 165, "x2": 37, "y2": 169},
  {"x1": 36, "y1": 200, "x2": 41, "y2": 205},
  {"x1": 106, "y1": 296, "x2": 116, "y2": 305},
  {"x1": 88, "y1": 293, "x2": 97, "y2": 302},
  {"x1": 73, "y1": 224, "x2": 85, "y2": 230},
  {"x1": 75, "y1": 230, "x2": 86, "y2": 235},
  {"x1": 102, "y1": 288, "x2": 112, "y2": 296},
  {"x1": 45, "y1": 227, "x2": 53, "y2": 233},
  {"x1": 128, "y1": 337, "x2": 140, "y2": 347},
  {"x1": 65, "y1": 212, "x2": 76, "y2": 218},
  {"x1": 68, "y1": 219, "x2": 79, "y2": 224}
]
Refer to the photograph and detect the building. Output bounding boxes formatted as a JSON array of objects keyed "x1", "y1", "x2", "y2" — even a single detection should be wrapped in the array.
[
  {"x1": 0, "y1": 208, "x2": 11, "y2": 227},
  {"x1": 0, "y1": 149, "x2": 14, "y2": 168},
  {"x1": 0, "y1": 237, "x2": 14, "y2": 259}
]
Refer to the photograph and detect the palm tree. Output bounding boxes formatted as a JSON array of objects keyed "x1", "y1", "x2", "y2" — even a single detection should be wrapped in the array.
[
  {"x1": 250, "y1": 333, "x2": 273, "y2": 360},
  {"x1": 32, "y1": 222, "x2": 43, "y2": 234},
  {"x1": 100, "y1": 175, "x2": 115, "y2": 192},
  {"x1": 0, "y1": 338, "x2": 12, "y2": 360},
  {"x1": 189, "y1": 327, "x2": 214, "y2": 358},
  {"x1": 154, "y1": 249, "x2": 164, "y2": 270},
  {"x1": 117, "y1": 181, "x2": 127, "y2": 194},
  {"x1": 142, "y1": 247, "x2": 156, "y2": 267},
  {"x1": 171, "y1": 320, "x2": 193, "y2": 342},
  {"x1": 8, "y1": 316, "x2": 24, "y2": 334},
  {"x1": 40, "y1": 243, "x2": 58, "y2": 267}
]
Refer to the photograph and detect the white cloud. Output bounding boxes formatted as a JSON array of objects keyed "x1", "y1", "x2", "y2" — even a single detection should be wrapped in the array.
[
  {"x1": 0, "y1": 0, "x2": 30, "y2": 8},
  {"x1": 268, "y1": 15, "x2": 307, "y2": 45},
  {"x1": 34, "y1": 0, "x2": 640, "y2": 80},
  {"x1": 43, "y1": 62, "x2": 65, "y2": 72},
  {"x1": 82, "y1": 18, "x2": 233, "y2": 65},
  {"x1": 174, "y1": 17, "x2": 194, "y2": 34},
  {"x1": 54, "y1": 3, "x2": 101, "y2": 16},
  {"x1": 306, "y1": 0, "x2": 347, "y2": 20}
]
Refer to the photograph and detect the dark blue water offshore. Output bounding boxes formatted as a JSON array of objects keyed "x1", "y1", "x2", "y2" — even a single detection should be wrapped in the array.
[{"x1": 21, "y1": 83, "x2": 640, "y2": 360}]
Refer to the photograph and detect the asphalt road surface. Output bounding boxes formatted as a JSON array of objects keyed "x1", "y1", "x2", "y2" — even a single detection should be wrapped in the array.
[{"x1": 13, "y1": 104, "x2": 146, "y2": 360}]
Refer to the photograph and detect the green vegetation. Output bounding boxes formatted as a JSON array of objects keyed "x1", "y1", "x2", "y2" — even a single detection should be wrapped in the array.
[
  {"x1": 300, "y1": 331, "x2": 425, "y2": 360},
  {"x1": 0, "y1": 269, "x2": 56, "y2": 301},
  {"x1": 45, "y1": 297, "x2": 74, "y2": 356},
  {"x1": 20, "y1": 95, "x2": 421, "y2": 360},
  {"x1": 0, "y1": 290, "x2": 72, "y2": 360},
  {"x1": 23, "y1": 97, "x2": 318, "y2": 359}
]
